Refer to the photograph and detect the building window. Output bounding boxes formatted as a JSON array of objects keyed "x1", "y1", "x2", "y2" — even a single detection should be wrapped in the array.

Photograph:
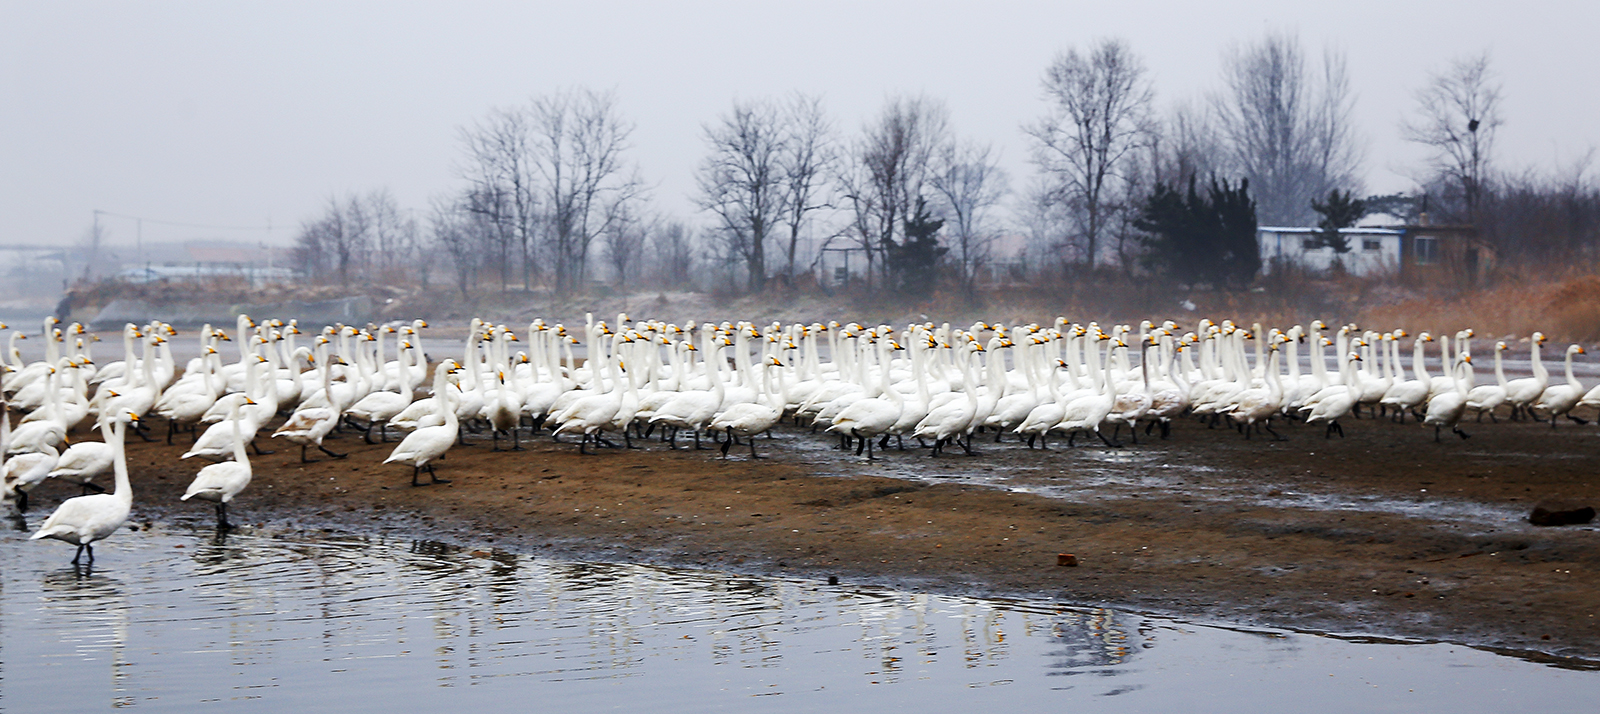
[
  {"x1": 1414, "y1": 236, "x2": 1438, "y2": 265},
  {"x1": 1363, "y1": 239, "x2": 1380, "y2": 251},
  {"x1": 1301, "y1": 236, "x2": 1321, "y2": 250}
]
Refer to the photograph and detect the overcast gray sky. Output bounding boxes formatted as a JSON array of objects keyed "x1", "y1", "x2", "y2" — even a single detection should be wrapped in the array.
[{"x1": 4, "y1": 0, "x2": 1597, "y2": 248}]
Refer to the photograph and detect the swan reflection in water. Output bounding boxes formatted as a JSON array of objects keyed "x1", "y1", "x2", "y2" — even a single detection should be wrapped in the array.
[{"x1": 37, "y1": 563, "x2": 137, "y2": 706}]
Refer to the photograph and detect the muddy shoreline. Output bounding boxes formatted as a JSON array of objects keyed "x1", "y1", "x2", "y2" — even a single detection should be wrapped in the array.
[{"x1": 24, "y1": 410, "x2": 1600, "y2": 665}]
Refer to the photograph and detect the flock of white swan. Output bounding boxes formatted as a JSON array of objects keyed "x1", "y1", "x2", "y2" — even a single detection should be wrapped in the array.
[{"x1": 2, "y1": 312, "x2": 1594, "y2": 564}]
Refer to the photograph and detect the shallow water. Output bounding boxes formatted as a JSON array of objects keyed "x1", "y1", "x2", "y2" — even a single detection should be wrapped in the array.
[{"x1": 1, "y1": 524, "x2": 1595, "y2": 712}]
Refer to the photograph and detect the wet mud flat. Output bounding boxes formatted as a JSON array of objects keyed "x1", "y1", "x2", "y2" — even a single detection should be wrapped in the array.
[{"x1": 53, "y1": 411, "x2": 1600, "y2": 664}]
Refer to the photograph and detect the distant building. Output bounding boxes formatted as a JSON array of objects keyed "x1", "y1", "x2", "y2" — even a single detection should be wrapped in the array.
[
  {"x1": 113, "y1": 240, "x2": 297, "y2": 287},
  {"x1": 1258, "y1": 220, "x2": 1494, "y2": 286},
  {"x1": 1258, "y1": 226, "x2": 1404, "y2": 277}
]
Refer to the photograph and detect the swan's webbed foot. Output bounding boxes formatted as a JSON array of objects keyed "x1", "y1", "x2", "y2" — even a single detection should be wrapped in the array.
[{"x1": 428, "y1": 470, "x2": 450, "y2": 484}]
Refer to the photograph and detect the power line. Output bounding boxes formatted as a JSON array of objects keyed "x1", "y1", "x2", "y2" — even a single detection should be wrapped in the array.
[{"x1": 93, "y1": 209, "x2": 274, "y2": 233}]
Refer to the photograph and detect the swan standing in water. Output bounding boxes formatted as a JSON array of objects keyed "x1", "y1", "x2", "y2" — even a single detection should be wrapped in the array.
[
  {"x1": 30, "y1": 414, "x2": 135, "y2": 564},
  {"x1": 181, "y1": 398, "x2": 256, "y2": 529}
]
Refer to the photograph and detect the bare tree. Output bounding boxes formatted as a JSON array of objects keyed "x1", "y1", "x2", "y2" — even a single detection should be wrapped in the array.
[
  {"x1": 457, "y1": 106, "x2": 539, "y2": 290},
  {"x1": 696, "y1": 98, "x2": 785, "y2": 292},
  {"x1": 930, "y1": 140, "x2": 1008, "y2": 300},
  {"x1": 428, "y1": 196, "x2": 480, "y2": 299},
  {"x1": 646, "y1": 219, "x2": 699, "y2": 290},
  {"x1": 601, "y1": 204, "x2": 649, "y2": 291},
  {"x1": 1151, "y1": 100, "x2": 1224, "y2": 186},
  {"x1": 1403, "y1": 51, "x2": 1503, "y2": 222},
  {"x1": 293, "y1": 195, "x2": 370, "y2": 287},
  {"x1": 1026, "y1": 38, "x2": 1154, "y2": 269},
  {"x1": 1019, "y1": 179, "x2": 1076, "y2": 271},
  {"x1": 363, "y1": 188, "x2": 410, "y2": 280},
  {"x1": 839, "y1": 95, "x2": 950, "y2": 288},
  {"x1": 529, "y1": 87, "x2": 645, "y2": 296},
  {"x1": 776, "y1": 93, "x2": 836, "y2": 285},
  {"x1": 1212, "y1": 32, "x2": 1363, "y2": 226}
]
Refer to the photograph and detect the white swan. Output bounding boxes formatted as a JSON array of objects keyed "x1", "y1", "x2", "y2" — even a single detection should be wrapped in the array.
[
  {"x1": 711, "y1": 356, "x2": 788, "y2": 459},
  {"x1": 1532, "y1": 345, "x2": 1588, "y2": 427},
  {"x1": 46, "y1": 409, "x2": 136, "y2": 495},
  {"x1": 1423, "y1": 355, "x2": 1473, "y2": 442},
  {"x1": 1502, "y1": 333, "x2": 1549, "y2": 419},
  {"x1": 272, "y1": 353, "x2": 349, "y2": 462},
  {"x1": 30, "y1": 415, "x2": 135, "y2": 564},
  {"x1": 1465, "y1": 341, "x2": 1511, "y2": 422},
  {"x1": 181, "y1": 398, "x2": 254, "y2": 529},
  {"x1": 384, "y1": 360, "x2": 462, "y2": 486},
  {"x1": 1302, "y1": 352, "x2": 1363, "y2": 438}
]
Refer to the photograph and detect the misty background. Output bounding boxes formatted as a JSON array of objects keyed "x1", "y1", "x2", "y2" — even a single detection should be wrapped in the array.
[{"x1": 3, "y1": 1, "x2": 1598, "y2": 334}]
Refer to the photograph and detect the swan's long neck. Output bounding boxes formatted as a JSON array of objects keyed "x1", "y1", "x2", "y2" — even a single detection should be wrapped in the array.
[
  {"x1": 1494, "y1": 347, "x2": 1508, "y2": 388},
  {"x1": 6, "y1": 333, "x2": 22, "y2": 371},
  {"x1": 1266, "y1": 348, "x2": 1282, "y2": 402},
  {"x1": 109, "y1": 420, "x2": 131, "y2": 504},
  {"x1": 1412, "y1": 338, "x2": 1430, "y2": 383},
  {"x1": 229, "y1": 400, "x2": 249, "y2": 467},
  {"x1": 1565, "y1": 348, "x2": 1582, "y2": 391}
]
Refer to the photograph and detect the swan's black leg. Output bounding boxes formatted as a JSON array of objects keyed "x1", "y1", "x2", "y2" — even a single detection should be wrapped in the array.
[
  {"x1": 319, "y1": 444, "x2": 347, "y2": 459},
  {"x1": 1454, "y1": 426, "x2": 1470, "y2": 440},
  {"x1": 71, "y1": 543, "x2": 85, "y2": 565},
  {"x1": 428, "y1": 463, "x2": 449, "y2": 484},
  {"x1": 250, "y1": 439, "x2": 274, "y2": 456},
  {"x1": 720, "y1": 429, "x2": 733, "y2": 457},
  {"x1": 1097, "y1": 428, "x2": 1122, "y2": 448}
]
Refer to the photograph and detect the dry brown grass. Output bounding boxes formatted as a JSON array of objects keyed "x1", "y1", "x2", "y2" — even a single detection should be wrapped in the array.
[{"x1": 1362, "y1": 266, "x2": 1600, "y2": 343}]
